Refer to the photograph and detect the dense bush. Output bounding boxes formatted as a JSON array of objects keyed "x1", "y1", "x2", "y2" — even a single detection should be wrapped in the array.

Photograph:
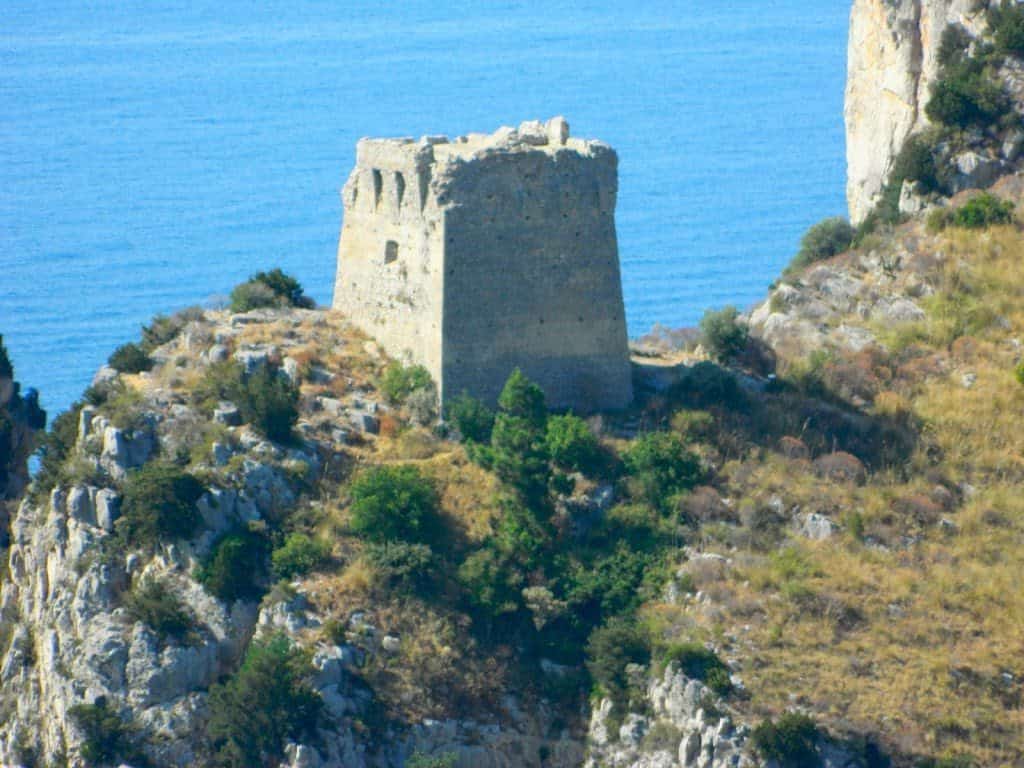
[
  {"x1": 545, "y1": 414, "x2": 601, "y2": 475},
  {"x1": 229, "y1": 268, "x2": 314, "y2": 313},
  {"x1": 119, "y1": 462, "x2": 206, "y2": 547},
  {"x1": 349, "y1": 464, "x2": 442, "y2": 544},
  {"x1": 787, "y1": 218, "x2": 855, "y2": 275},
  {"x1": 622, "y1": 431, "x2": 702, "y2": 509},
  {"x1": 660, "y1": 642, "x2": 732, "y2": 695},
  {"x1": 445, "y1": 392, "x2": 495, "y2": 443},
  {"x1": 925, "y1": 58, "x2": 1009, "y2": 129},
  {"x1": 199, "y1": 530, "x2": 268, "y2": 602},
  {"x1": 938, "y1": 23, "x2": 972, "y2": 67},
  {"x1": 271, "y1": 533, "x2": 330, "y2": 580},
  {"x1": 751, "y1": 712, "x2": 822, "y2": 768},
  {"x1": 364, "y1": 541, "x2": 437, "y2": 595},
  {"x1": 124, "y1": 579, "x2": 196, "y2": 643},
  {"x1": 991, "y1": 0, "x2": 1024, "y2": 57},
  {"x1": 699, "y1": 306, "x2": 748, "y2": 362},
  {"x1": 69, "y1": 700, "x2": 142, "y2": 767},
  {"x1": 379, "y1": 362, "x2": 434, "y2": 404},
  {"x1": 929, "y1": 193, "x2": 1015, "y2": 231},
  {"x1": 196, "y1": 361, "x2": 298, "y2": 443},
  {"x1": 670, "y1": 362, "x2": 747, "y2": 410},
  {"x1": 108, "y1": 342, "x2": 153, "y2": 374},
  {"x1": 585, "y1": 618, "x2": 650, "y2": 704},
  {"x1": 238, "y1": 365, "x2": 298, "y2": 443},
  {"x1": 567, "y1": 544, "x2": 661, "y2": 624},
  {"x1": 207, "y1": 633, "x2": 323, "y2": 768}
]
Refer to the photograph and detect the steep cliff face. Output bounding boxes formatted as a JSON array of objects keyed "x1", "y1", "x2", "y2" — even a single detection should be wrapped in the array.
[{"x1": 845, "y1": 0, "x2": 986, "y2": 223}]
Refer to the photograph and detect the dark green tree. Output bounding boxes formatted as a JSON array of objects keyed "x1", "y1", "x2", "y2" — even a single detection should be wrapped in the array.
[{"x1": 207, "y1": 634, "x2": 323, "y2": 767}]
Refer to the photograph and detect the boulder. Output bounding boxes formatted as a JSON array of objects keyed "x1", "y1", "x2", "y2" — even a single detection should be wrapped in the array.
[
  {"x1": 213, "y1": 401, "x2": 242, "y2": 426},
  {"x1": 950, "y1": 151, "x2": 1004, "y2": 193}
]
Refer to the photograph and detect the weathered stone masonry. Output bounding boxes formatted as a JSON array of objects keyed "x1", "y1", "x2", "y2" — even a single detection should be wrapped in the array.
[{"x1": 332, "y1": 118, "x2": 633, "y2": 412}]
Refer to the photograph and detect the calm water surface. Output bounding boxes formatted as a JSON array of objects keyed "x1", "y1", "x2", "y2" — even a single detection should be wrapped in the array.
[{"x1": 1, "y1": 1, "x2": 850, "y2": 414}]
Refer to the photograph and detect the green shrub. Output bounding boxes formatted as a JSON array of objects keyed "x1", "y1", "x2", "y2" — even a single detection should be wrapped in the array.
[
  {"x1": 69, "y1": 700, "x2": 143, "y2": 767},
  {"x1": 238, "y1": 366, "x2": 298, "y2": 443},
  {"x1": 890, "y1": 134, "x2": 944, "y2": 194},
  {"x1": 229, "y1": 281, "x2": 277, "y2": 312},
  {"x1": 271, "y1": 533, "x2": 330, "y2": 580},
  {"x1": 207, "y1": 633, "x2": 323, "y2": 768},
  {"x1": 568, "y1": 544, "x2": 662, "y2": 623},
  {"x1": 141, "y1": 306, "x2": 204, "y2": 353},
  {"x1": 199, "y1": 530, "x2": 268, "y2": 602},
  {"x1": 751, "y1": 712, "x2": 822, "y2": 768},
  {"x1": 124, "y1": 578, "x2": 196, "y2": 643},
  {"x1": 118, "y1": 462, "x2": 206, "y2": 547},
  {"x1": 108, "y1": 342, "x2": 153, "y2": 374},
  {"x1": 349, "y1": 464, "x2": 442, "y2": 544},
  {"x1": 32, "y1": 402, "x2": 84, "y2": 499},
  {"x1": 938, "y1": 23, "x2": 972, "y2": 67},
  {"x1": 660, "y1": 642, "x2": 732, "y2": 695},
  {"x1": 585, "y1": 618, "x2": 651, "y2": 705},
  {"x1": 229, "y1": 268, "x2": 313, "y2": 313},
  {"x1": 1015, "y1": 361, "x2": 1024, "y2": 387},
  {"x1": 364, "y1": 541, "x2": 436, "y2": 595},
  {"x1": 445, "y1": 392, "x2": 495, "y2": 443},
  {"x1": 991, "y1": 0, "x2": 1024, "y2": 57},
  {"x1": 545, "y1": 414, "x2": 601, "y2": 475},
  {"x1": 379, "y1": 362, "x2": 433, "y2": 404},
  {"x1": 196, "y1": 361, "x2": 298, "y2": 443},
  {"x1": 787, "y1": 218, "x2": 855, "y2": 274},
  {"x1": 622, "y1": 431, "x2": 703, "y2": 509},
  {"x1": 699, "y1": 306, "x2": 749, "y2": 362},
  {"x1": 925, "y1": 58, "x2": 1009, "y2": 129},
  {"x1": 928, "y1": 193, "x2": 1016, "y2": 232}
]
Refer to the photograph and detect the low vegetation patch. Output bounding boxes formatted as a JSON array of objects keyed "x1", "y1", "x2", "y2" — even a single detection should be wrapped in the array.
[
  {"x1": 124, "y1": 578, "x2": 197, "y2": 644},
  {"x1": 196, "y1": 361, "x2": 298, "y2": 443},
  {"x1": 69, "y1": 700, "x2": 144, "y2": 767},
  {"x1": 927, "y1": 192, "x2": 1015, "y2": 231},
  {"x1": 118, "y1": 462, "x2": 206, "y2": 548}
]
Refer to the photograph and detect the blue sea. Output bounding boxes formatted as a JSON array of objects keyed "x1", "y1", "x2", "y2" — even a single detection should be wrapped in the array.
[{"x1": 1, "y1": 1, "x2": 849, "y2": 416}]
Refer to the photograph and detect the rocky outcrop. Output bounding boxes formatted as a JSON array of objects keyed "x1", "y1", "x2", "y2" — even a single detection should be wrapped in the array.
[
  {"x1": 584, "y1": 666, "x2": 755, "y2": 768},
  {"x1": 845, "y1": 0, "x2": 987, "y2": 223}
]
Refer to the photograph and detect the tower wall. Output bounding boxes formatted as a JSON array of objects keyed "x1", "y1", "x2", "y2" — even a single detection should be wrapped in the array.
[
  {"x1": 332, "y1": 140, "x2": 446, "y2": 384},
  {"x1": 439, "y1": 144, "x2": 632, "y2": 411},
  {"x1": 333, "y1": 119, "x2": 633, "y2": 413}
]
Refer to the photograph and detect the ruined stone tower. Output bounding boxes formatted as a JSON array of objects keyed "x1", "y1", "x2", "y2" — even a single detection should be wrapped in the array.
[{"x1": 332, "y1": 117, "x2": 633, "y2": 412}]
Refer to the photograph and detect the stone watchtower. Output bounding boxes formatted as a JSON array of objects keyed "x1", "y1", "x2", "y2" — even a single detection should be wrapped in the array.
[{"x1": 332, "y1": 117, "x2": 633, "y2": 412}]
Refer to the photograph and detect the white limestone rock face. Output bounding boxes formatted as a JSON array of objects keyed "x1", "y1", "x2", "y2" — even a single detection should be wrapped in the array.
[{"x1": 845, "y1": 0, "x2": 986, "y2": 223}]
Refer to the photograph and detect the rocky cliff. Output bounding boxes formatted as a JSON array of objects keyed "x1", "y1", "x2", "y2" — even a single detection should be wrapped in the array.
[{"x1": 845, "y1": 0, "x2": 986, "y2": 222}]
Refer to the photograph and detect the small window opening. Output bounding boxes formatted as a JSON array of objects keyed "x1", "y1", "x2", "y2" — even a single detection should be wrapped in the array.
[
  {"x1": 372, "y1": 169, "x2": 383, "y2": 209},
  {"x1": 384, "y1": 240, "x2": 399, "y2": 264},
  {"x1": 395, "y1": 172, "x2": 406, "y2": 207}
]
